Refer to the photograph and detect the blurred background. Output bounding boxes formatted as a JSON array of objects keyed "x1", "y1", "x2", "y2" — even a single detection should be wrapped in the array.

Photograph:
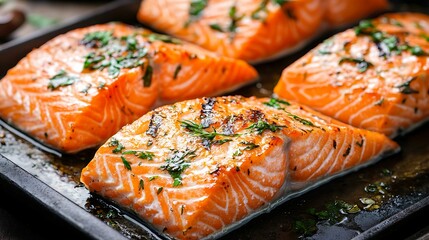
[{"x1": 0, "y1": 0, "x2": 108, "y2": 44}]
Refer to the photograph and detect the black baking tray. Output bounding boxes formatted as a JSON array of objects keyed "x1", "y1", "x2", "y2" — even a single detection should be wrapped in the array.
[{"x1": 1, "y1": 0, "x2": 429, "y2": 239}]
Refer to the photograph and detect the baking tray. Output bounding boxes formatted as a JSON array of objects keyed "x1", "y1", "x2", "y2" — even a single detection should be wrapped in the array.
[{"x1": 1, "y1": 0, "x2": 429, "y2": 239}]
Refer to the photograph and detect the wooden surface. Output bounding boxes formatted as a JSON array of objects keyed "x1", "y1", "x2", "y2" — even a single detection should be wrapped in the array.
[{"x1": 0, "y1": 2, "x2": 105, "y2": 239}]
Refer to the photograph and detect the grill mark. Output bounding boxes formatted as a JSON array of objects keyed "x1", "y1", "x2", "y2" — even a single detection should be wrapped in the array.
[
  {"x1": 200, "y1": 97, "x2": 216, "y2": 129},
  {"x1": 146, "y1": 112, "x2": 163, "y2": 137}
]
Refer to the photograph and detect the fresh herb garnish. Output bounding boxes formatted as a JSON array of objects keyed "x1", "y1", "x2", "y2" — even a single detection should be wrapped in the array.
[
  {"x1": 263, "y1": 98, "x2": 290, "y2": 109},
  {"x1": 339, "y1": 57, "x2": 374, "y2": 73},
  {"x1": 180, "y1": 120, "x2": 237, "y2": 141},
  {"x1": 121, "y1": 156, "x2": 132, "y2": 171},
  {"x1": 108, "y1": 138, "x2": 125, "y2": 153},
  {"x1": 149, "y1": 176, "x2": 158, "y2": 181},
  {"x1": 273, "y1": 0, "x2": 288, "y2": 5},
  {"x1": 247, "y1": 120, "x2": 284, "y2": 134},
  {"x1": 47, "y1": 70, "x2": 78, "y2": 90},
  {"x1": 146, "y1": 33, "x2": 181, "y2": 44},
  {"x1": 395, "y1": 77, "x2": 419, "y2": 94},
  {"x1": 227, "y1": 5, "x2": 244, "y2": 35},
  {"x1": 421, "y1": 33, "x2": 429, "y2": 42},
  {"x1": 160, "y1": 149, "x2": 195, "y2": 187},
  {"x1": 241, "y1": 141, "x2": 259, "y2": 151},
  {"x1": 81, "y1": 31, "x2": 113, "y2": 48},
  {"x1": 354, "y1": 19, "x2": 427, "y2": 57},
  {"x1": 187, "y1": 0, "x2": 208, "y2": 26},
  {"x1": 122, "y1": 150, "x2": 154, "y2": 160},
  {"x1": 251, "y1": 0, "x2": 269, "y2": 20},
  {"x1": 139, "y1": 179, "x2": 144, "y2": 191},
  {"x1": 293, "y1": 219, "x2": 317, "y2": 236},
  {"x1": 173, "y1": 64, "x2": 182, "y2": 79},
  {"x1": 286, "y1": 112, "x2": 315, "y2": 127},
  {"x1": 209, "y1": 23, "x2": 224, "y2": 32},
  {"x1": 47, "y1": 70, "x2": 75, "y2": 89},
  {"x1": 157, "y1": 187, "x2": 163, "y2": 194},
  {"x1": 81, "y1": 32, "x2": 150, "y2": 82},
  {"x1": 143, "y1": 65, "x2": 153, "y2": 87}
]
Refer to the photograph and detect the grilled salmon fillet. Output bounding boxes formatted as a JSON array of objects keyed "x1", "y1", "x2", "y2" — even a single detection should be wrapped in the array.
[
  {"x1": 80, "y1": 96, "x2": 398, "y2": 240},
  {"x1": 0, "y1": 23, "x2": 257, "y2": 153},
  {"x1": 137, "y1": 0, "x2": 388, "y2": 63},
  {"x1": 274, "y1": 12, "x2": 429, "y2": 138}
]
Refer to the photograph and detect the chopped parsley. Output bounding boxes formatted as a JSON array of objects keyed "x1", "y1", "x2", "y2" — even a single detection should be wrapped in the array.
[
  {"x1": 81, "y1": 31, "x2": 151, "y2": 83},
  {"x1": 81, "y1": 31, "x2": 113, "y2": 48},
  {"x1": 157, "y1": 187, "x2": 163, "y2": 194},
  {"x1": 149, "y1": 176, "x2": 158, "y2": 181},
  {"x1": 108, "y1": 138, "x2": 125, "y2": 153},
  {"x1": 121, "y1": 156, "x2": 132, "y2": 171},
  {"x1": 139, "y1": 179, "x2": 144, "y2": 191},
  {"x1": 339, "y1": 57, "x2": 373, "y2": 73},
  {"x1": 143, "y1": 65, "x2": 153, "y2": 87},
  {"x1": 263, "y1": 98, "x2": 290, "y2": 109},
  {"x1": 160, "y1": 149, "x2": 196, "y2": 187},
  {"x1": 122, "y1": 150, "x2": 154, "y2": 160},
  {"x1": 209, "y1": 23, "x2": 224, "y2": 32},
  {"x1": 186, "y1": 0, "x2": 208, "y2": 26},
  {"x1": 47, "y1": 70, "x2": 78, "y2": 90},
  {"x1": 180, "y1": 120, "x2": 237, "y2": 142},
  {"x1": 247, "y1": 120, "x2": 284, "y2": 135},
  {"x1": 354, "y1": 19, "x2": 427, "y2": 57},
  {"x1": 395, "y1": 77, "x2": 419, "y2": 94},
  {"x1": 251, "y1": 0, "x2": 269, "y2": 20},
  {"x1": 146, "y1": 33, "x2": 181, "y2": 44},
  {"x1": 286, "y1": 112, "x2": 315, "y2": 127}
]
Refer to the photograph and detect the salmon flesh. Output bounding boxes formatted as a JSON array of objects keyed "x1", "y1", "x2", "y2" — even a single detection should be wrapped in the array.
[{"x1": 80, "y1": 96, "x2": 398, "y2": 239}]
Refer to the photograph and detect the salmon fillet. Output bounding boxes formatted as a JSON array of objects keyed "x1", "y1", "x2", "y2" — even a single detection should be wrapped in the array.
[
  {"x1": 80, "y1": 96, "x2": 398, "y2": 240},
  {"x1": 0, "y1": 23, "x2": 257, "y2": 153},
  {"x1": 137, "y1": 0, "x2": 388, "y2": 63},
  {"x1": 325, "y1": 0, "x2": 389, "y2": 27},
  {"x1": 274, "y1": 12, "x2": 429, "y2": 138}
]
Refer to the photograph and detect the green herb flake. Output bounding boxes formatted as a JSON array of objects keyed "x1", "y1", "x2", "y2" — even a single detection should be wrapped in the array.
[
  {"x1": 121, "y1": 156, "x2": 132, "y2": 171},
  {"x1": 181, "y1": 205, "x2": 185, "y2": 215},
  {"x1": 81, "y1": 31, "x2": 113, "y2": 48},
  {"x1": 247, "y1": 120, "x2": 284, "y2": 135},
  {"x1": 293, "y1": 219, "x2": 317, "y2": 236},
  {"x1": 287, "y1": 112, "x2": 315, "y2": 127},
  {"x1": 241, "y1": 141, "x2": 259, "y2": 151},
  {"x1": 395, "y1": 77, "x2": 419, "y2": 94},
  {"x1": 47, "y1": 70, "x2": 78, "y2": 90},
  {"x1": 82, "y1": 32, "x2": 149, "y2": 80},
  {"x1": 410, "y1": 45, "x2": 426, "y2": 56},
  {"x1": 146, "y1": 33, "x2": 181, "y2": 44},
  {"x1": 173, "y1": 64, "x2": 182, "y2": 80},
  {"x1": 143, "y1": 65, "x2": 153, "y2": 88},
  {"x1": 209, "y1": 23, "x2": 224, "y2": 32},
  {"x1": 139, "y1": 179, "x2": 144, "y2": 191},
  {"x1": 160, "y1": 149, "x2": 195, "y2": 187},
  {"x1": 157, "y1": 187, "x2": 163, "y2": 194},
  {"x1": 420, "y1": 33, "x2": 429, "y2": 42},
  {"x1": 108, "y1": 138, "x2": 125, "y2": 153},
  {"x1": 263, "y1": 98, "x2": 291, "y2": 109},
  {"x1": 251, "y1": 0, "x2": 269, "y2": 20},
  {"x1": 180, "y1": 120, "x2": 237, "y2": 142},
  {"x1": 339, "y1": 57, "x2": 373, "y2": 73},
  {"x1": 149, "y1": 176, "x2": 158, "y2": 181},
  {"x1": 122, "y1": 150, "x2": 154, "y2": 160},
  {"x1": 187, "y1": 0, "x2": 208, "y2": 26},
  {"x1": 227, "y1": 5, "x2": 244, "y2": 34}
]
